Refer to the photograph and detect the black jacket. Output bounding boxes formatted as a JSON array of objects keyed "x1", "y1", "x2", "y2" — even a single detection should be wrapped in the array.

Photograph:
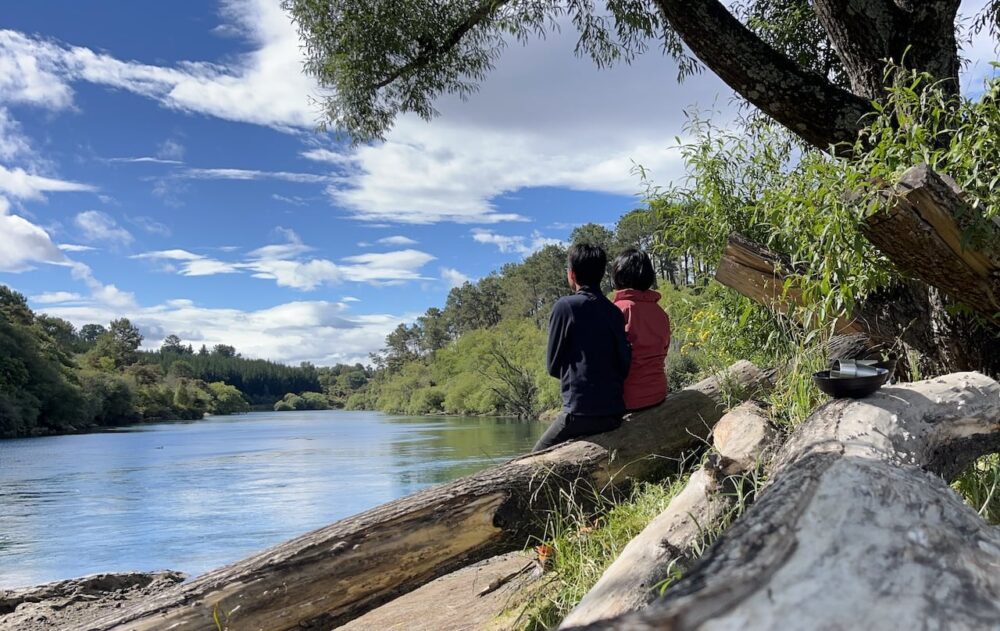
[{"x1": 546, "y1": 286, "x2": 631, "y2": 416}]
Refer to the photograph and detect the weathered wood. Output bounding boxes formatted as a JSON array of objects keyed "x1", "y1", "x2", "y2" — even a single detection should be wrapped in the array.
[
  {"x1": 714, "y1": 232, "x2": 869, "y2": 337},
  {"x1": 83, "y1": 362, "x2": 771, "y2": 631},
  {"x1": 864, "y1": 164, "x2": 1000, "y2": 321},
  {"x1": 570, "y1": 373, "x2": 1000, "y2": 630},
  {"x1": 559, "y1": 402, "x2": 778, "y2": 628},
  {"x1": 711, "y1": 231, "x2": 1000, "y2": 377}
]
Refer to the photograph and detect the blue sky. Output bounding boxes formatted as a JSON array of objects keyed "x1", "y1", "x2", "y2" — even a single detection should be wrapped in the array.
[{"x1": 0, "y1": 1, "x2": 995, "y2": 364}]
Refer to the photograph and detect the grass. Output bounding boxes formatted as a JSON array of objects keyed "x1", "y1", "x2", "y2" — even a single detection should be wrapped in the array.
[
  {"x1": 510, "y1": 476, "x2": 689, "y2": 630},
  {"x1": 509, "y1": 456, "x2": 768, "y2": 630},
  {"x1": 953, "y1": 454, "x2": 1000, "y2": 525}
]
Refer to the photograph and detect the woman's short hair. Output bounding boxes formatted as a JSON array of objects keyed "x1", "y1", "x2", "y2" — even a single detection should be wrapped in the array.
[{"x1": 612, "y1": 249, "x2": 656, "y2": 291}]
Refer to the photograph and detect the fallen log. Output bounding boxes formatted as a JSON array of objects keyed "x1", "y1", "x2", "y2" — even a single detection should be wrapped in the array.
[
  {"x1": 864, "y1": 164, "x2": 1000, "y2": 321},
  {"x1": 570, "y1": 372, "x2": 1000, "y2": 630},
  {"x1": 558, "y1": 401, "x2": 778, "y2": 628},
  {"x1": 84, "y1": 361, "x2": 771, "y2": 631}
]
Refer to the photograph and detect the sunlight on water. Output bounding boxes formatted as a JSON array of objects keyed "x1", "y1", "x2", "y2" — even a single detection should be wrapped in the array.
[{"x1": 0, "y1": 410, "x2": 543, "y2": 588}]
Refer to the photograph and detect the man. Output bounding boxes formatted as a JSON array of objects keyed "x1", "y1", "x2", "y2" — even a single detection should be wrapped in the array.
[{"x1": 532, "y1": 243, "x2": 631, "y2": 452}]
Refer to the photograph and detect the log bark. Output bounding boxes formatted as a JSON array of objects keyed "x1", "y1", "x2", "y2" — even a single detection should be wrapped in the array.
[
  {"x1": 569, "y1": 372, "x2": 1000, "y2": 630},
  {"x1": 559, "y1": 402, "x2": 778, "y2": 628},
  {"x1": 715, "y1": 229, "x2": 1000, "y2": 376},
  {"x1": 83, "y1": 362, "x2": 771, "y2": 631},
  {"x1": 864, "y1": 164, "x2": 1000, "y2": 321}
]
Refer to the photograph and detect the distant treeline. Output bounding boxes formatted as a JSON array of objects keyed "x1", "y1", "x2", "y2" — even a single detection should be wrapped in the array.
[
  {"x1": 139, "y1": 344, "x2": 323, "y2": 406},
  {"x1": 0, "y1": 286, "x2": 356, "y2": 438}
]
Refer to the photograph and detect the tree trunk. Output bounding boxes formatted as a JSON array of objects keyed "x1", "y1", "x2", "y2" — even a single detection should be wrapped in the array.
[
  {"x1": 558, "y1": 402, "x2": 779, "y2": 628},
  {"x1": 82, "y1": 362, "x2": 771, "y2": 631},
  {"x1": 568, "y1": 372, "x2": 1000, "y2": 630},
  {"x1": 812, "y1": 0, "x2": 961, "y2": 99}
]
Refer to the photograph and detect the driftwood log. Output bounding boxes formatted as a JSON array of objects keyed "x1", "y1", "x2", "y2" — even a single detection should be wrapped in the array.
[
  {"x1": 864, "y1": 164, "x2": 1000, "y2": 321},
  {"x1": 83, "y1": 361, "x2": 771, "y2": 631},
  {"x1": 559, "y1": 401, "x2": 778, "y2": 628},
  {"x1": 571, "y1": 372, "x2": 1000, "y2": 630}
]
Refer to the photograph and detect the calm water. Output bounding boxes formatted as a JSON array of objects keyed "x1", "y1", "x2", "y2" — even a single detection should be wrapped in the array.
[{"x1": 0, "y1": 411, "x2": 544, "y2": 588}]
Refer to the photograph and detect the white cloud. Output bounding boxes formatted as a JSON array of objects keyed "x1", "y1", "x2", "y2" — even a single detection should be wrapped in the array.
[
  {"x1": 157, "y1": 139, "x2": 185, "y2": 161},
  {"x1": 132, "y1": 249, "x2": 241, "y2": 276},
  {"x1": 272, "y1": 193, "x2": 307, "y2": 206},
  {"x1": 0, "y1": 0, "x2": 316, "y2": 129},
  {"x1": 341, "y1": 296, "x2": 360, "y2": 303},
  {"x1": 108, "y1": 156, "x2": 183, "y2": 165},
  {"x1": 30, "y1": 291, "x2": 84, "y2": 304},
  {"x1": 128, "y1": 215, "x2": 172, "y2": 236},
  {"x1": 440, "y1": 267, "x2": 470, "y2": 288},
  {"x1": 74, "y1": 210, "x2": 134, "y2": 245},
  {"x1": 58, "y1": 243, "x2": 97, "y2": 252},
  {"x1": 245, "y1": 249, "x2": 435, "y2": 290},
  {"x1": 183, "y1": 167, "x2": 329, "y2": 183},
  {"x1": 0, "y1": 164, "x2": 95, "y2": 200},
  {"x1": 132, "y1": 231, "x2": 436, "y2": 290},
  {"x1": 0, "y1": 198, "x2": 67, "y2": 272},
  {"x1": 0, "y1": 31, "x2": 74, "y2": 109},
  {"x1": 247, "y1": 228, "x2": 313, "y2": 259},
  {"x1": 471, "y1": 229, "x2": 563, "y2": 255},
  {"x1": 301, "y1": 148, "x2": 355, "y2": 165},
  {"x1": 0, "y1": 108, "x2": 32, "y2": 162},
  {"x1": 377, "y1": 235, "x2": 418, "y2": 246}
]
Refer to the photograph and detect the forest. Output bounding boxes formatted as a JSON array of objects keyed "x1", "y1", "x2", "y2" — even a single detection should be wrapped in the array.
[{"x1": 0, "y1": 286, "x2": 339, "y2": 438}]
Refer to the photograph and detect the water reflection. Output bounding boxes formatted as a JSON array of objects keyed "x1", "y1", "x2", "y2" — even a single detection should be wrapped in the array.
[{"x1": 0, "y1": 411, "x2": 543, "y2": 588}]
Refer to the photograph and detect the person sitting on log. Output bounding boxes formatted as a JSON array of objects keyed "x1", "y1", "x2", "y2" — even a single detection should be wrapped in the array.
[
  {"x1": 611, "y1": 249, "x2": 671, "y2": 411},
  {"x1": 532, "y1": 243, "x2": 631, "y2": 452}
]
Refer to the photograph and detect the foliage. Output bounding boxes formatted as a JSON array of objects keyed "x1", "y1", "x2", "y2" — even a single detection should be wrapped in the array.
[
  {"x1": 0, "y1": 286, "x2": 323, "y2": 437},
  {"x1": 512, "y1": 477, "x2": 689, "y2": 629},
  {"x1": 141, "y1": 350, "x2": 322, "y2": 405},
  {"x1": 283, "y1": 0, "x2": 700, "y2": 142},
  {"x1": 207, "y1": 382, "x2": 251, "y2": 415},
  {"x1": 274, "y1": 391, "x2": 330, "y2": 412},
  {"x1": 953, "y1": 454, "x2": 1000, "y2": 525}
]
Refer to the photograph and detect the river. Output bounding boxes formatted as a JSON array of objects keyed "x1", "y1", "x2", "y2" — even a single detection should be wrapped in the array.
[{"x1": 0, "y1": 410, "x2": 545, "y2": 588}]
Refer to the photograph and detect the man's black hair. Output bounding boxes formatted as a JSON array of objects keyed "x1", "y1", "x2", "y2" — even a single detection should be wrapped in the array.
[
  {"x1": 612, "y1": 249, "x2": 656, "y2": 291},
  {"x1": 567, "y1": 243, "x2": 607, "y2": 288}
]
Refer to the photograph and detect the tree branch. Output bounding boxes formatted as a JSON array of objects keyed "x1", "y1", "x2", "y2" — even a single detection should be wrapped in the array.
[
  {"x1": 371, "y1": 0, "x2": 511, "y2": 90},
  {"x1": 653, "y1": 0, "x2": 872, "y2": 150}
]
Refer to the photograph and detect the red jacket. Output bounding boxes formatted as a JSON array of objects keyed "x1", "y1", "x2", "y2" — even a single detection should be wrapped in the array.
[{"x1": 613, "y1": 289, "x2": 671, "y2": 410}]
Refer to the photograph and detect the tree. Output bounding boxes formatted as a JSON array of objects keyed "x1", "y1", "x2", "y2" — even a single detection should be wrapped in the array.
[
  {"x1": 207, "y1": 382, "x2": 250, "y2": 415},
  {"x1": 212, "y1": 344, "x2": 237, "y2": 358},
  {"x1": 500, "y1": 244, "x2": 568, "y2": 326},
  {"x1": 416, "y1": 307, "x2": 450, "y2": 354},
  {"x1": 168, "y1": 360, "x2": 195, "y2": 379},
  {"x1": 381, "y1": 323, "x2": 421, "y2": 373},
  {"x1": 570, "y1": 223, "x2": 614, "y2": 256},
  {"x1": 91, "y1": 318, "x2": 143, "y2": 369},
  {"x1": 35, "y1": 315, "x2": 80, "y2": 355},
  {"x1": 79, "y1": 323, "x2": 107, "y2": 345},
  {"x1": 160, "y1": 335, "x2": 185, "y2": 354}
]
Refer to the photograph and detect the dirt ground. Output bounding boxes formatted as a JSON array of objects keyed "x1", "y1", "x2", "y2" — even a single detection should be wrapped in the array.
[{"x1": 0, "y1": 571, "x2": 186, "y2": 631}]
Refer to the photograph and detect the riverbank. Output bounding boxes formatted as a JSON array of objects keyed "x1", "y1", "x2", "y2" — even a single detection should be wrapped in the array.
[{"x1": 0, "y1": 571, "x2": 185, "y2": 631}]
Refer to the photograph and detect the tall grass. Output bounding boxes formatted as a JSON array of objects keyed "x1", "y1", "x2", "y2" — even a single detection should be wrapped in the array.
[
  {"x1": 953, "y1": 454, "x2": 1000, "y2": 525},
  {"x1": 511, "y1": 477, "x2": 689, "y2": 630}
]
